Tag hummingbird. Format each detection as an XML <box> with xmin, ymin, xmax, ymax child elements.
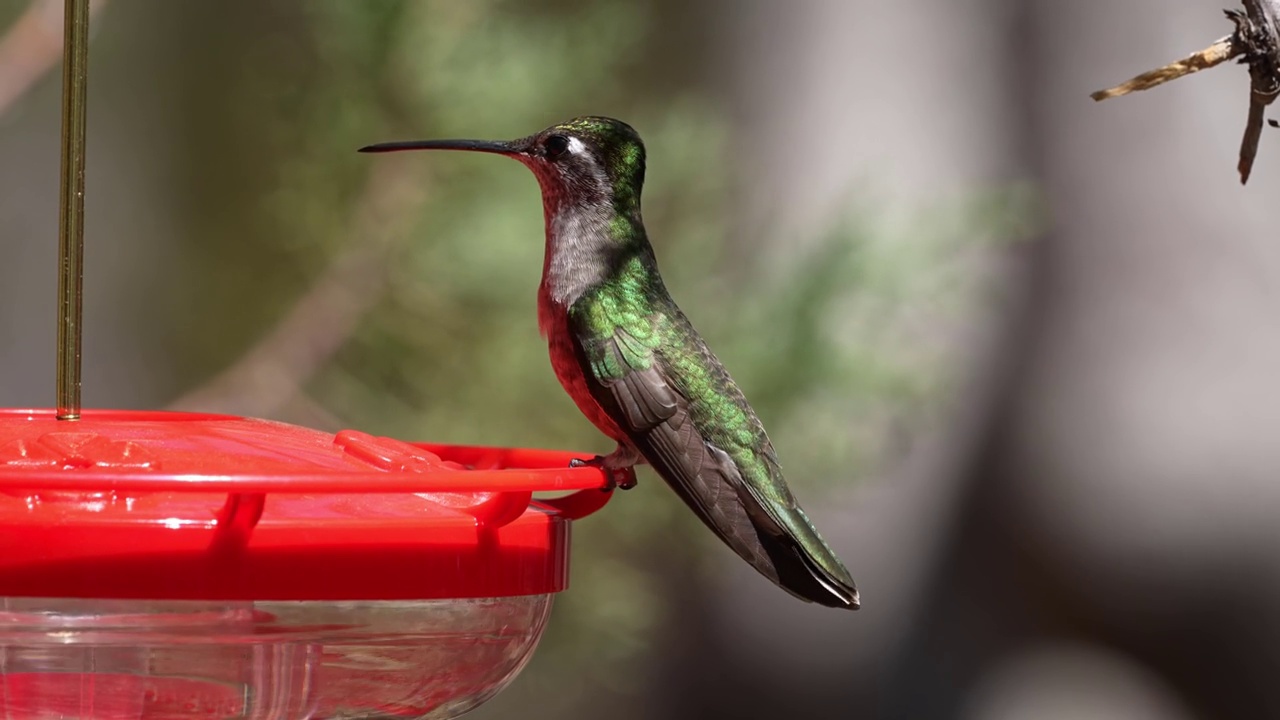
<box><xmin>360</xmin><ymin>117</ymin><xmax>858</xmax><ymax>610</ymax></box>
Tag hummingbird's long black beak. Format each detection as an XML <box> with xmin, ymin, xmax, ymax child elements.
<box><xmin>357</xmin><ymin>139</ymin><xmax>518</xmax><ymax>155</ymax></box>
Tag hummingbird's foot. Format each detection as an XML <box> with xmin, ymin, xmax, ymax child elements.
<box><xmin>570</xmin><ymin>454</ymin><xmax>638</xmax><ymax>492</ymax></box>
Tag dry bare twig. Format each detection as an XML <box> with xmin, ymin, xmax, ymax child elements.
<box><xmin>1090</xmin><ymin>34</ymin><xmax>1240</xmax><ymax>102</ymax></box>
<box><xmin>1092</xmin><ymin>1</ymin><xmax>1280</xmax><ymax>184</ymax></box>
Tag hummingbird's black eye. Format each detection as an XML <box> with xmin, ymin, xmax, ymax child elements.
<box><xmin>543</xmin><ymin>134</ymin><xmax>570</xmax><ymax>159</ymax></box>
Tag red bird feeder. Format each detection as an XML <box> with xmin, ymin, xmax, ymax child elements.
<box><xmin>0</xmin><ymin>2</ymin><xmax>619</xmax><ymax>718</ymax></box>
<box><xmin>0</xmin><ymin>411</ymin><xmax>613</xmax><ymax>718</ymax></box>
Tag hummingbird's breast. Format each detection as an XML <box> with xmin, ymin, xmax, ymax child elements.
<box><xmin>537</xmin><ymin>284</ymin><xmax>629</xmax><ymax>444</ymax></box>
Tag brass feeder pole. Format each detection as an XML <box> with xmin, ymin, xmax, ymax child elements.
<box><xmin>56</xmin><ymin>0</ymin><xmax>90</xmax><ymax>420</ymax></box>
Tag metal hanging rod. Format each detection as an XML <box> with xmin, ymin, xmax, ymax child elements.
<box><xmin>56</xmin><ymin>0</ymin><xmax>90</xmax><ymax>420</ymax></box>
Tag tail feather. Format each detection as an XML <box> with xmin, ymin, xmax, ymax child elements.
<box><xmin>774</xmin><ymin>506</ymin><xmax>859</xmax><ymax>608</ymax></box>
<box><xmin>755</xmin><ymin>513</ymin><xmax>859</xmax><ymax>609</ymax></box>
<box><xmin>662</xmin><ymin>443</ymin><xmax>859</xmax><ymax>609</ymax></box>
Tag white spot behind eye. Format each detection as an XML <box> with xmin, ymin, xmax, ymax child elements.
<box><xmin>567</xmin><ymin>137</ymin><xmax>586</xmax><ymax>155</ymax></box>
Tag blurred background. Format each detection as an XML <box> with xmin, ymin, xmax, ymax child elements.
<box><xmin>1</xmin><ymin>0</ymin><xmax>1278</xmax><ymax>718</ymax></box>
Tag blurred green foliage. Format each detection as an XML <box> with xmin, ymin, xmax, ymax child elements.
<box><xmin>0</xmin><ymin>0</ymin><xmax>1031</xmax><ymax>716</ymax></box>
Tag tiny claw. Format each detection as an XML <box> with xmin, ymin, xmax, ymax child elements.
<box><xmin>614</xmin><ymin>468</ymin><xmax>638</xmax><ymax>490</ymax></box>
<box><xmin>568</xmin><ymin>455</ymin><xmax>607</xmax><ymax>492</ymax></box>
<box><xmin>570</xmin><ymin>455</ymin><xmax>636</xmax><ymax>492</ymax></box>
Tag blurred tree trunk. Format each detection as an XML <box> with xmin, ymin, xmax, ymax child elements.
<box><xmin>889</xmin><ymin>1</ymin><xmax>1280</xmax><ymax>719</ymax></box>
<box><xmin>650</xmin><ymin>0</ymin><xmax>1280</xmax><ymax>719</ymax></box>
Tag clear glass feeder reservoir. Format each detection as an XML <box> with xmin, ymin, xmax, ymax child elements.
<box><xmin>0</xmin><ymin>409</ymin><xmax>612</xmax><ymax>719</ymax></box>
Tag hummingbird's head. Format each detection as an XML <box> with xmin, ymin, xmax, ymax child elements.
<box><xmin>359</xmin><ymin>116</ymin><xmax>646</xmax><ymax>216</ymax></box>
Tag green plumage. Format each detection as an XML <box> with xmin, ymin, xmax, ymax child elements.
<box><xmin>569</xmin><ymin>249</ymin><xmax>857</xmax><ymax>608</ymax></box>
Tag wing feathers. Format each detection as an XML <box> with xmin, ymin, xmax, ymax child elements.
<box><xmin>594</xmin><ymin>333</ymin><xmax>679</xmax><ymax>430</ymax></box>
<box><xmin>569</xmin><ymin>310</ymin><xmax>857</xmax><ymax>608</ymax></box>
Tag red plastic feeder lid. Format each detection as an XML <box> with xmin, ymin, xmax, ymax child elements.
<box><xmin>0</xmin><ymin>409</ymin><xmax>616</xmax><ymax>601</ymax></box>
